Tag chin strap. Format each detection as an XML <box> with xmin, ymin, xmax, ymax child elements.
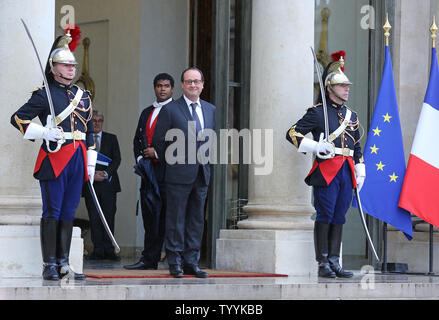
<box><xmin>51</xmin><ymin>68</ymin><xmax>73</xmax><ymax>81</ymax></box>
<box><xmin>49</xmin><ymin>59</ymin><xmax>74</xmax><ymax>82</ymax></box>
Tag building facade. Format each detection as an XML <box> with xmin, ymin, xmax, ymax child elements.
<box><xmin>1</xmin><ymin>0</ymin><xmax>438</xmax><ymax>277</ymax></box>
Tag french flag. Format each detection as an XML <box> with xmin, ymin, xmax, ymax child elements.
<box><xmin>399</xmin><ymin>47</ymin><xmax>439</xmax><ymax>228</ymax></box>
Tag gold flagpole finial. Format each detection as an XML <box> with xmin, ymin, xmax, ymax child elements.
<box><xmin>383</xmin><ymin>13</ymin><xmax>391</xmax><ymax>47</ymax></box>
<box><xmin>430</xmin><ymin>16</ymin><xmax>438</xmax><ymax>48</ymax></box>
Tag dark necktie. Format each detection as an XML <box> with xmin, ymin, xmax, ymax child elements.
<box><xmin>190</xmin><ymin>103</ymin><xmax>202</xmax><ymax>135</ymax></box>
<box><xmin>94</xmin><ymin>134</ymin><xmax>100</xmax><ymax>152</ymax></box>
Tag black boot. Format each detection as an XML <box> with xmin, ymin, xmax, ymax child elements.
<box><xmin>328</xmin><ymin>224</ymin><xmax>353</xmax><ymax>278</ymax></box>
<box><xmin>56</xmin><ymin>220</ymin><xmax>86</xmax><ymax>280</ymax></box>
<box><xmin>314</xmin><ymin>221</ymin><xmax>336</xmax><ymax>278</ymax></box>
<box><xmin>40</xmin><ymin>218</ymin><xmax>60</xmax><ymax>281</ymax></box>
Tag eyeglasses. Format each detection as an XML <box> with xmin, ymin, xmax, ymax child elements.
<box><xmin>92</xmin><ymin>119</ymin><xmax>104</xmax><ymax>123</ymax></box>
<box><xmin>183</xmin><ymin>79</ymin><xmax>203</xmax><ymax>85</ymax></box>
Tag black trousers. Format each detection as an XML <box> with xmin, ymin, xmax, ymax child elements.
<box><xmin>84</xmin><ymin>181</ymin><xmax>117</xmax><ymax>255</ymax></box>
<box><xmin>165</xmin><ymin>168</ymin><xmax>208</xmax><ymax>267</ymax></box>
<box><xmin>141</xmin><ymin>182</ymin><xmax>166</xmax><ymax>268</ymax></box>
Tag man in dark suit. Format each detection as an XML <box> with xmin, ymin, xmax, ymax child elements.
<box><xmin>153</xmin><ymin>67</ymin><xmax>216</xmax><ymax>278</ymax></box>
<box><xmin>124</xmin><ymin>73</ymin><xmax>174</xmax><ymax>270</ymax></box>
<box><xmin>84</xmin><ymin>110</ymin><xmax>121</xmax><ymax>260</ymax></box>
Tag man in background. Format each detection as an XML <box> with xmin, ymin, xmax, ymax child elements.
<box><xmin>85</xmin><ymin>110</ymin><xmax>121</xmax><ymax>261</ymax></box>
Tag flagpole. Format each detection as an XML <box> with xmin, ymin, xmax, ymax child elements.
<box><xmin>380</xmin><ymin>15</ymin><xmax>391</xmax><ymax>274</ymax></box>
<box><xmin>382</xmin><ymin>223</ymin><xmax>388</xmax><ymax>273</ymax></box>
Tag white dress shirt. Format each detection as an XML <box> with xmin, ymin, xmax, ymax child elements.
<box><xmin>183</xmin><ymin>95</ymin><xmax>204</xmax><ymax>130</ymax></box>
<box><xmin>150</xmin><ymin>97</ymin><xmax>172</xmax><ymax>128</ymax></box>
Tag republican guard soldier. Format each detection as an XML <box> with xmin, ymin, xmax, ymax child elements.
<box><xmin>11</xmin><ymin>26</ymin><xmax>96</xmax><ymax>280</ymax></box>
<box><xmin>286</xmin><ymin>52</ymin><xmax>366</xmax><ymax>278</ymax></box>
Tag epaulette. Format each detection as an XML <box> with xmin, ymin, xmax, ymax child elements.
<box><xmin>307</xmin><ymin>103</ymin><xmax>322</xmax><ymax>111</ymax></box>
<box><xmin>31</xmin><ymin>85</ymin><xmax>45</xmax><ymax>93</ymax></box>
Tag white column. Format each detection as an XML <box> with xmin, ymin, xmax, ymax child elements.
<box><xmin>0</xmin><ymin>0</ymin><xmax>82</xmax><ymax>277</ymax></box>
<box><xmin>216</xmin><ymin>0</ymin><xmax>316</xmax><ymax>275</ymax></box>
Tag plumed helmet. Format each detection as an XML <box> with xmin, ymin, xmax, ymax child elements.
<box><xmin>323</xmin><ymin>50</ymin><xmax>352</xmax><ymax>87</ymax></box>
<box><xmin>45</xmin><ymin>25</ymin><xmax>81</xmax><ymax>79</ymax></box>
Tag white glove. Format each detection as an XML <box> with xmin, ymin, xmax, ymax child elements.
<box><xmin>87</xmin><ymin>150</ymin><xmax>97</xmax><ymax>184</ymax></box>
<box><xmin>355</xmin><ymin>163</ymin><xmax>366</xmax><ymax>192</ymax></box>
<box><xmin>297</xmin><ymin>133</ymin><xmax>335</xmax><ymax>159</ymax></box>
<box><xmin>23</xmin><ymin>122</ymin><xmax>63</xmax><ymax>142</ymax></box>
<box><xmin>315</xmin><ymin>133</ymin><xmax>335</xmax><ymax>159</ymax></box>
<box><xmin>43</xmin><ymin>127</ymin><xmax>63</xmax><ymax>142</ymax></box>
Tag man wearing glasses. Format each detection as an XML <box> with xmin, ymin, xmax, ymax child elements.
<box><xmin>153</xmin><ymin>67</ymin><xmax>216</xmax><ymax>278</ymax></box>
<box><xmin>84</xmin><ymin>110</ymin><xmax>121</xmax><ymax>261</ymax></box>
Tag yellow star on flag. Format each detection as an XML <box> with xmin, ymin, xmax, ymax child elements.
<box><xmin>373</xmin><ymin>126</ymin><xmax>382</xmax><ymax>136</ymax></box>
<box><xmin>370</xmin><ymin>144</ymin><xmax>379</xmax><ymax>154</ymax></box>
<box><xmin>376</xmin><ymin>161</ymin><xmax>385</xmax><ymax>171</ymax></box>
<box><xmin>389</xmin><ymin>172</ymin><xmax>398</xmax><ymax>182</ymax></box>
<box><xmin>383</xmin><ymin>113</ymin><xmax>392</xmax><ymax>123</ymax></box>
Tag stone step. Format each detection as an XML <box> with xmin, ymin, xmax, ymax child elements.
<box><xmin>1</xmin><ymin>272</ymin><xmax>439</xmax><ymax>300</ymax></box>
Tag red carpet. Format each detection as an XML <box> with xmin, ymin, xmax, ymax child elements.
<box><xmin>84</xmin><ymin>269</ymin><xmax>288</xmax><ymax>279</ymax></box>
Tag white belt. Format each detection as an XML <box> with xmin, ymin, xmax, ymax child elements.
<box><xmin>63</xmin><ymin>130</ymin><xmax>86</xmax><ymax>140</ymax></box>
<box><xmin>334</xmin><ymin>147</ymin><xmax>354</xmax><ymax>157</ymax></box>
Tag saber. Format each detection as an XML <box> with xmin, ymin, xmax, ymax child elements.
<box><xmin>355</xmin><ymin>188</ymin><xmax>380</xmax><ymax>261</ymax></box>
<box><xmin>87</xmin><ymin>181</ymin><xmax>120</xmax><ymax>253</ymax></box>
<box><xmin>20</xmin><ymin>19</ymin><xmax>64</xmax><ymax>153</ymax></box>
<box><xmin>311</xmin><ymin>47</ymin><xmax>330</xmax><ymax>141</ymax></box>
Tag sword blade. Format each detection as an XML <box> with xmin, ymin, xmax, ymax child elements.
<box><xmin>20</xmin><ymin>19</ymin><xmax>56</xmax><ymax>128</ymax></box>
<box><xmin>310</xmin><ymin>47</ymin><xmax>329</xmax><ymax>141</ymax></box>
<box><xmin>87</xmin><ymin>181</ymin><xmax>120</xmax><ymax>253</ymax></box>
<box><xmin>355</xmin><ymin>188</ymin><xmax>380</xmax><ymax>261</ymax></box>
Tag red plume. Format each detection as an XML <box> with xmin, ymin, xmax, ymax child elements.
<box><xmin>330</xmin><ymin>50</ymin><xmax>346</xmax><ymax>71</ymax></box>
<box><xmin>64</xmin><ymin>24</ymin><xmax>81</xmax><ymax>52</ymax></box>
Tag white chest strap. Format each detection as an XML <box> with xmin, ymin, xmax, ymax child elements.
<box><xmin>54</xmin><ymin>87</ymin><xmax>84</xmax><ymax>125</ymax></box>
<box><xmin>328</xmin><ymin>109</ymin><xmax>352</xmax><ymax>142</ymax></box>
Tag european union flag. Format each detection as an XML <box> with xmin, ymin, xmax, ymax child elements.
<box><xmin>353</xmin><ymin>46</ymin><xmax>413</xmax><ymax>240</ymax></box>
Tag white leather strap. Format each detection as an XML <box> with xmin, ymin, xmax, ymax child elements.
<box><xmin>55</xmin><ymin>87</ymin><xmax>84</xmax><ymax>124</ymax></box>
<box><xmin>329</xmin><ymin>109</ymin><xmax>352</xmax><ymax>142</ymax></box>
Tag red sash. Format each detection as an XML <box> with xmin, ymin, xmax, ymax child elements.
<box><xmin>307</xmin><ymin>155</ymin><xmax>357</xmax><ymax>188</ymax></box>
<box><xmin>34</xmin><ymin>141</ymin><xmax>88</xmax><ymax>181</ymax></box>
<box><xmin>145</xmin><ymin>109</ymin><xmax>159</xmax><ymax>162</ymax></box>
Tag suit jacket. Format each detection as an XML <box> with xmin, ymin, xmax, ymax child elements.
<box><xmin>95</xmin><ymin>131</ymin><xmax>121</xmax><ymax>193</ymax></box>
<box><xmin>133</xmin><ymin>104</ymin><xmax>169</xmax><ymax>183</ymax></box>
<box><xmin>153</xmin><ymin>96</ymin><xmax>216</xmax><ymax>185</ymax></box>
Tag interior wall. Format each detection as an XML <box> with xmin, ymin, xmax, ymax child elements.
<box><xmin>54</xmin><ymin>0</ymin><xmax>190</xmax><ymax>253</ymax></box>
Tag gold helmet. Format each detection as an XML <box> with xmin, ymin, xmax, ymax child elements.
<box><xmin>324</xmin><ymin>56</ymin><xmax>352</xmax><ymax>87</ymax></box>
<box><xmin>49</xmin><ymin>32</ymin><xmax>78</xmax><ymax>67</ymax></box>
<box><xmin>319</xmin><ymin>51</ymin><xmax>352</xmax><ymax>103</ymax></box>
<box><xmin>46</xmin><ymin>25</ymin><xmax>81</xmax><ymax>79</ymax></box>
